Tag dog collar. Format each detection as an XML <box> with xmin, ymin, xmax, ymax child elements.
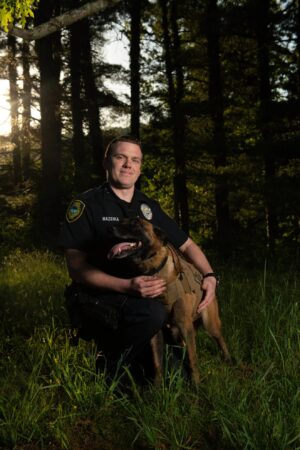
<box><xmin>144</xmin><ymin>255</ymin><xmax>168</xmax><ymax>276</ymax></box>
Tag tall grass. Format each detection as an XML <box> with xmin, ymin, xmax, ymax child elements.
<box><xmin>0</xmin><ymin>251</ymin><xmax>299</xmax><ymax>449</ymax></box>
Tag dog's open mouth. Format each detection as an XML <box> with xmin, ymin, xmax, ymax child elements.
<box><xmin>107</xmin><ymin>241</ymin><xmax>142</xmax><ymax>260</ymax></box>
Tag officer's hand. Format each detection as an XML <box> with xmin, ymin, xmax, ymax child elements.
<box><xmin>197</xmin><ymin>276</ymin><xmax>216</xmax><ymax>312</ymax></box>
<box><xmin>128</xmin><ymin>275</ymin><xmax>166</xmax><ymax>298</ymax></box>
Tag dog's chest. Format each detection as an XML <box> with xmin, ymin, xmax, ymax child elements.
<box><xmin>160</xmin><ymin>256</ymin><xmax>203</xmax><ymax>308</ymax></box>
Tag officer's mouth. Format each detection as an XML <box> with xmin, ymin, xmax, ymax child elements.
<box><xmin>107</xmin><ymin>241</ymin><xmax>142</xmax><ymax>260</ymax></box>
<box><xmin>120</xmin><ymin>168</ymin><xmax>135</xmax><ymax>174</ymax></box>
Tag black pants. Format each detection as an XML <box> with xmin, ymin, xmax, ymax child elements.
<box><xmin>65</xmin><ymin>284</ymin><xmax>167</xmax><ymax>378</ymax></box>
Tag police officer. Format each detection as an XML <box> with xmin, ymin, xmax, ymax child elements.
<box><xmin>59</xmin><ymin>135</ymin><xmax>218</xmax><ymax>379</ymax></box>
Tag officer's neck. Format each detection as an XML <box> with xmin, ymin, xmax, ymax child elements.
<box><xmin>109</xmin><ymin>183</ymin><xmax>135</xmax><ymax>203</ymax></box>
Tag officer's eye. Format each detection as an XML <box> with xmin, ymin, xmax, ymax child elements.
<box><xmin>114</xmin><ymin>154</ymin><xmax>125</xmax><ymax>160</ymax></box>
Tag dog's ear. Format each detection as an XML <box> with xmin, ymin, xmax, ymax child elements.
<box><xmin>153</xmin><ymin>225</ymin><xmax>168</xmax><ymax>245</ymax></box>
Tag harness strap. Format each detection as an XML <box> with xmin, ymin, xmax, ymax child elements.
<box><xmin>145</xmin><ymin>244</ymin><xmax>203</xmax><ymax>306</ymax></box>
<box><xmin>167</xmin><ymin>244</ymin><xmax>194</xmax><ymax>294</ymax></box>
<box><xmin>167</xmin><ymin>244</ymin><xmax>183</xmax><ymax>274</ymax></box>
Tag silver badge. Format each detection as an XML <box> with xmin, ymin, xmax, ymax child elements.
<box><xmin>140</xmin><ymin>203</ymin><xmax>153</xmax><ymax>220</ymax></box>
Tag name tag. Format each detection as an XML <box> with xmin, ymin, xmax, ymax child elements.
<box><xmin>101</xmin><ymin>217</ymin><xmax>120</xmax><ymax>222</ymax></box>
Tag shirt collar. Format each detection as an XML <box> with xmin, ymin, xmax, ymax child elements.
<box><xmin>102</xmin><ymin>182</ymin><xmax>137</xmax><ymax>206</ymax></box>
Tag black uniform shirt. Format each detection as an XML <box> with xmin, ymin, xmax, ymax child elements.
<box><xmin>58</xmin><ymin>183</ymin><xmax>188</xmax><ymax>277</ymax></box>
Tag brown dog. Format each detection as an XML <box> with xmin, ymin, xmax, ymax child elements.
<box><xmin>108</xmin><ymin>217</ymin><xmax>231</xmax><ymax>384</ymax></box>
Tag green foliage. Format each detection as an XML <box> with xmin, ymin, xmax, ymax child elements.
<box><xmin>0</xmin><ymin>191</ymin><xmax>36</xmax><ymax>255</ymax></box>
<box><xmin>0</xmin><ymin>0</ymin><xmax>39</xmax><ymax>30</ymax></box>
<box><xmin>0</xmin><ymin>250</ymin><xmax>299</xmax><ymax>449</ymax></box>
<box><xmin>0</xmin><ymin>250</ymin><xmax>69</xmax><ymax>337</ymax></box>
<box><xmin>141</xmin><ymin>150</ymin><xmax>176</xmax><ymax>218</ymax></box>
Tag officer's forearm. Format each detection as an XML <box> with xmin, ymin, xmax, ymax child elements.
<box><xmin>65</xmin><ymin>248</ymin><xmax>130</xmax><ymax>293</ymax></box>
<box><xmin>179</xmin><ymin>238</ymin><xmax>213</xmax><ymax>276</ymax></box>
<box><xmin>71</xmin><ymin>266</ymin><xmax>130</xmax><ymax>293</ymax></box>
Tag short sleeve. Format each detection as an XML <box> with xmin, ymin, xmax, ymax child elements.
<box><xmin>151</xmin><ymin>201</ymin><xmax>188</xmax><ymax>248</ymax></box>
<box><xmin>58</xmin><ymin>198</ymin><xmax>95</xmax><ymax>251</ymax></box>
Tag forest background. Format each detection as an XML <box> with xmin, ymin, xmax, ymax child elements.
<box><xmin>0</xmin><ymin>1</ymin><xmax>299</xmax><ymax>449</ymax></box>
<box><xmin>0</xmin><ymin>0</ymin><xmax>299</xmax><ymax>265</ymax></box>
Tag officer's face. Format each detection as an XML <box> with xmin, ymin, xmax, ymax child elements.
<box><xmin>104</xmin><ymin>141</ymin><xmax>142</xmax><ymax>189</ymax></box>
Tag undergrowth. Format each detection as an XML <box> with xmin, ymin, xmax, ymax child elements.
<box><xmin>0</xmin><ymin>250</ymin><xmax>299</xmax><ymax>449</ymax></box>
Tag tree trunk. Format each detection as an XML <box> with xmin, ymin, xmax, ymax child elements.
<box><xmin>35</xmin><ymin>0</ymin><xmax>62</xmax><ymax>244</ymax></box>
<box><xmin>130</xmin><ymin>0</ymin><xmax>141</xmax><ymax>139</ymax></box>
<box><xmin>70</xmin><ymin>16</ymin><xmax>86</xmax><ymax>189</ymax></box>
<box><xmin>256</xmin><ymin>0</ymin><xmax>278</xmax><ymax>253</ymax></box>
<box><xmin>21</xmin><ymin>39</ymin><xmax>31</xmax><ymax>180</ymax></box>
<box><xmin>297</xmin><ymin>0</ymin><xmax>300</xmax><ymax>98</ymax></box>
<box><xmin>8</xmin><ymin>34</ymin><xmax>22</xmax><ymax>185</ymax></box>
<box><xmin>80</xmin><ymin>18</ymin><xmax>105</xmax><ymax>182</ymax></box>
<box><xmin>160</xmin><ymin>0</ymin><xmax>189</xmax><ymax>233</ymax></box>
<box><xmin>206</xmin><ymin>0</ymin><xmax>231</xmax><ymax>257</ymax></box>
<box><xmin>170</xmin><ymin>0</ymin><xmax>189</xmax><ymax>233</ymax></box>
<box><xmin>295</xmin><ymin>0</ymin><xmax>300</xmax><ymax>242</ymax></box>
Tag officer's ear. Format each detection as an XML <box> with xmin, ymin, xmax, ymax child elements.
<box><xmin>103</xmin><ymin>157</ymin><xmax>109</xmax><ymax>171</ymax></box>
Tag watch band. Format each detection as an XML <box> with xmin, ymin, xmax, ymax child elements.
<box><xmin>203</xmin><ymin>272</ymin><xmax>220</xmax><ymax>286</ymax></box>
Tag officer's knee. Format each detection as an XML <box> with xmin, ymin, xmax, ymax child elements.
<box><xmin>147</xmin><ymin>300</ymin><xmax>167</xmax><ymax>333</ymax></box>
<box><xmin>122</xmin><ymin>297</ymin><xmax>167</xmax><ymax>339</ymax></box>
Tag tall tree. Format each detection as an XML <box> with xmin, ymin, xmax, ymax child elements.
<box><xmin>130</xmin><ymin>0</ymin><xmax>141</xmax><ymax>139</ymax></box>
<box><xmin>80</xmin><ymin>18</ymin><xmax>105</xmax><ymax>182</ymax></box>
<box><xmin>35</xmin><ymin>0</ymin><xmax>62</xmax><ymax>243</ymax></box>
<box><xmin>256</xmin><ymin>0</ymin><xmax>278</xmax><ymax>253</ymax></box>
<box><xmin>206</xmin><ymin>0</ymin><xmax>231</xmax><ymax>256</ymax></box>
<box><xmin>160</xmin><ymin>0</ymin><xmax>189</xmax><ymax>232</ymax></box>
<box><xmin>7</xmin><ymin>34</ymin><xmax>22</xmax><ymax>184</ymax></box>
<box><xmin>21</xmin><ymin>39</ymin><xmax>31</xmax><ymax>180</ymax></box>
<box><xmin>70</xmin><ymin>15</ymin><xmax>86</xmax><ymax>188</ymax></box>
<box><xmin>297</xmin><ymin>0</ymin><xmax>300</xmax><ymax>97</ymax></box>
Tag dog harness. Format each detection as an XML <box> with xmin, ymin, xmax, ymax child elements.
<box><xmin>157</xmin><ymin>244</ymin><xmax>204</xmax><ymax>306</ymax></box>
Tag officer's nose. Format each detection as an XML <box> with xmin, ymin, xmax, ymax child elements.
<box><xmin>123</xmin><ymin>157</ymin><xmax>131</xmax><ymax>167</ymax></box>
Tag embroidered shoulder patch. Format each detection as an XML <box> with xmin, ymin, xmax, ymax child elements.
<box><xmin>66</xmin><ymin>200</ymin><xmax>85</xmax><ymax>223</ymax></box>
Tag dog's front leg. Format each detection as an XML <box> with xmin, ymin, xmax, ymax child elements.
<box><xmin>150</xmin><ymin>330</ymin><xmax>165</xmax><ymax>385</ymax></box>
<box><xmin>181</xmin><ymin>325</ymin><xmax>200</xmax><ymax>385</ymax></box>
<box><xmin>174</xmin><ymin>296</ymin><xmax>200</xmax><ymax>385</ymax></box>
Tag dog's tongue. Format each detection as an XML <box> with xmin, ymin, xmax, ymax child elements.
<box><xmin>108</xmin><ymin>242</ymin><xmax>140</xmax><ymax>260</ymax></box>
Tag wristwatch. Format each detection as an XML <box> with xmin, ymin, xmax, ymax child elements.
<box><xmin>203</xmin><ymin>272</ymin><xmax>220</xmax><ymax>286</ymax></box>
